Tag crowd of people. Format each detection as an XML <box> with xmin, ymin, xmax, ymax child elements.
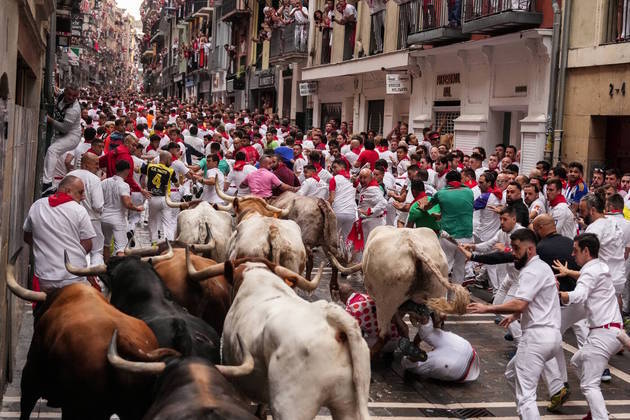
<box><xmin>29</xmin><ymin>82</ymin><xmax>630</xmax><ymax>419</ymax></box>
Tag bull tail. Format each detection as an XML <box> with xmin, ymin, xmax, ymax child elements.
<box><xmin>316</xmin><ymin>199</ymin><xmax>340</xmax><ymax>257</ymax></box>
<box><xmin>407</xmin><ymin>238</ymin><xmax>469</xmax><ymax>315</ymax></box>
<box><xmin>268</xmin><ymin>224</ymin><xmax>291</xmax><ymax>266</ymax></box>
<box><xmin>325</xmin><ymin>304</ymin><xmax>371</xmax><ymax>420</ymax></box>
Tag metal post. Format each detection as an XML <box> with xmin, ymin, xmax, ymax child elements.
<box><xmin>544</xmin><ymin>0</ymin><xmax>561</xmax><ymax>163</ymax></box>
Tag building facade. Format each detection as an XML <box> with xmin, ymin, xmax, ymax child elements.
<box><xmin>560</xmin><ymin>0</ymin><xmax>630</xmax><ymax>174</ymax></box>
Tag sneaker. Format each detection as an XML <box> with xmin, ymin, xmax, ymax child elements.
<box><xmin>504</xmin><ymin>332</ymin><xmax>514</xmax><ymax>341</ymax></box>
<box><xmin>126</xmin><ymin>231</ymin><xmax>135</xmax><ymax>248</ymax></box>
<box><xmin>461</xmin><ymin>278</ymin><xmax>476</xmax><ymax>287</ymax></box>
<box><xmin>494</xmin><ymin>316</ymin><xmax>502</xmax><ymax>325</ymax></box>
<box><xmin>601</xmin><ymin>368</ymin><xmax>612</xmax><ymax>382</ymax></box>
<box><xmin>397</xmin><ymin>337</ymin><xmax>427</xmax><ymax>362</ymax></box>
<box><xmin>547</xmin><ymin>385</ymin><xmax>570</xmax><ymax>412</ymax></box>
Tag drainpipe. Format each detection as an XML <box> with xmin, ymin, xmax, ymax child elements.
<box><xmin>544</xmin><ymin>0</ymin><xmax>562</xmax><ymax>163</ymax></box>
<box><xmin>552</xmin><ymin>0</ymin><xmax>571</xmax><ymax>164</ymax></box>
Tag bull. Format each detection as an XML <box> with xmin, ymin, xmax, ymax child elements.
<box><xmin>190</xmin><ymin>258</ymin><xmax>370</xmax><ymax>419</ymax></box>
<box><xmin>107</xmin><ymin>330</ymin><xmax>258</xmax><ymax>420</ymax></box>
<box><xmin>165</xmin><ymin>197</ymin><xmax>233</xmax><ymax>262</ymax></box>
<box><xmin>6</xmin><ymin>248</ymin><xmax>176</xmax><ymax>420</ymax></box>
<box><xmin>65</xmin><ymin>241</ymin><xmax>221</xmax><ymax>363</ymax></box>
<box><xmin>329</xmin><ymin>226</ymin><xmax>470</xmax><ymax>352</ymax></box>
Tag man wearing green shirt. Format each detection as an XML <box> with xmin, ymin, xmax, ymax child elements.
<box><xmin>406</xmin><ymin>179</ymin><xmax>440</xmax><ymax>232</ymax></box>
<box><xmin>424</xmin><ymin>170</ymin><xmax>474</xmax><ymax>284</ymax></box>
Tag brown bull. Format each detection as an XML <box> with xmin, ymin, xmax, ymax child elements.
<box><xmin>6</xmin><ymin>249</ymin><xmax>175</xmax><ymax>420</ymax></box>
<box><xmin>151</xmin><ymin>248</ymin><xmax>231</xmax><ymax>334</ymax></box>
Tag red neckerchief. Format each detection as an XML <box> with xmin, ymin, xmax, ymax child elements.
<box><xmin>488</xmin><ymin>186</ymin><xmax>502</xmax><ymax>199</ymax></box>
<box><xmin>561</xmin><ymin>180</ymin><xmax>567</xmax><ymax>190</ymax></box>
<box><xmin>146</xmin><ymin>144</ymin><xmax>158</xmax><ymax>152</ymax></box>
<box><xmin>438</xmin><ymin>167</ymin><xmax>449</xmax><ymax>178</ymax></box>
<box><xmin>351</xmin><ymin>147</ymin><xmax>362</xmax><ymax>155</ymax></box>
<box><xmin>411</xmin><ymin>191</ymin><xmax>427</xmax><ymax>206</ymax></box>
<box><xmin>295</xmin><ymin>153</ymin><xmax>304</xmax><ymax>160</ymax></box>
<box><xmin>171</xmin><ymin>153</ymin><xmax>179</xmax><ymax>161</ymax></box>
<box><xmin>465</xmin><ymin>179</ymin><xmax>477</xmax><ymax>188</ymax></box>
<box><xmin>221</xmin><ymin>132</ymin><xmax>229</xmax><ymax>139</ymax></box>
<box><xmin>457</xmin><ymin>163</ymin><xmax>464</xmax><ymax>169</ymax></box>
<box><xmin>549</xmin><ymin>194</ymin><xmax>567</xmax><ymax>207</ymax></box>
<box><xmin>310</xmin><ymin>174</ymin><xmax>320</xmax><ymax>182</ymax></box>
<box><xmin>313</xmin><ymin>162</ymin><xmax>322</xmax><ymax>172</ymax></box>
<box><xmin>337</xmin><ymin>170</ymin><xmax>350</xmax><ymax>179</ymax></box>
<box><xmin>233</xmin><ymin>160</ymin><xmax>246</xmax><ymax>171</ymax></box>
<box><xmin>134</xmin><ymin>129</ymin><xmax>143</xmax><ymax>138</ymax></box>
<box><xmin>447</xmin><ymin>181</ymin><xmax>462</xmax><ymax>189</ymax></box>
<box><xmin>608</xmin><ymin>209</ymin><xmax>623</xmax><ymax>214</ymax></box>
<box><xmin>376</xmin><ymin>145</ymin><xmax>388</xmax><ymax>153</ymax></box>
<box><xmin>568</xmin><ymin>177</ymin><xmax>584</xmax><ymax>188</ymax></box>
<box><xmin>367</xmin><ymin>179</ymin><xmax>379</xmax><ymax>188</ymax></box>
<box><xmin>48</xmin><ymin>192</ymin><xmax>75</xmax><ymax>207</ymax></box>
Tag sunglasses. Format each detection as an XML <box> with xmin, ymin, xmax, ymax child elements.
<box><xmin>593</xmin><ymin>168</ymin><xmax>604</xmax><ymax>174</ymax></box>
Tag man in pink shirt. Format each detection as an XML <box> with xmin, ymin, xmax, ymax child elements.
<box><xmin>241</xmin><ymin>155</ymin><xmax>298</xmax><ymax>198</ymax></box>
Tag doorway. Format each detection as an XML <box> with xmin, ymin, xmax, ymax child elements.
<box><xmin>367</xmin><ymin>99</ymin><xmax>385</xmax><ymax>135</ymax></box>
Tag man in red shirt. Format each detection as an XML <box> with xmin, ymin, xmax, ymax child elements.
<box><xmin>354</xmin><ymin>139</ymin><xmax>379</xmax><ymax>170</ymax></box>
<box><xmin>99</xmin><ymin>134</ymin><xmax>151</xmax><ymax>199</ymax></box>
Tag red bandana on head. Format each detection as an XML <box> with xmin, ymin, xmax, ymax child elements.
<box><xmin>48</xmin><ymin>192</ymin><xmax>74</xmax><ymax>207</ymax></box>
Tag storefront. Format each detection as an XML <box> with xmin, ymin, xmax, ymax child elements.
<box><xmin>249</xmin><ymin>69</ymin><xmax>276</xmax><ymax>113</ymax></box>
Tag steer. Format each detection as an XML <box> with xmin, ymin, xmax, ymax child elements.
<box><xmin>165</xmin><ymin>197</ymin><xmax>233</xmax><ymax>262</ymax></box>
<box><xmin>191</xmin><ymin>259</ymin><xmax>371</xmax><ymax>419</ymax></box>
<box><xmin>329</xmin><ymin>226</ymin><xmax>470</xmax><ymax>353</ymax></box>
<box><xmin>107</xmin><ymin>330</ymin><xmax>258</xmax><ymax>420</ymax></box>
<box><xmin>65</xmin><ymin>242</ymin><xmax>221</xmax><ymax>363</ymax></box>
<box><xmin>6</xmin><ymin>249</ymin><xmax>175</xmax><ymax>420</ymax></box>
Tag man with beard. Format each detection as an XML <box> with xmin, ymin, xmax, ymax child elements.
<box><xmin>546</xmin><ymin>178</ymin><xmax>577</xmax><ymax>239</ymax></box>
<box><xmin>468</xmin><ymin>228</ymin><xmax>564</xmax><ymax>420</ymax></box>
<box><xmin>524</xmin><ymin>183</ymin><xmax>546</xmax><ymax>221</ymax></box>
<box><xmin>504</xmin><ymin>181</ymin><xmax>530</xmax><ymax>227</ymax></box>
<box><xmin>566</xmin><ymin>162</ymin><xmax>589</xmax><ymax>211</ymax></box>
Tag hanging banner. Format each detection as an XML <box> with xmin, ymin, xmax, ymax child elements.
<box><xmin>386</xmin><ymin>73</ymin><xmax>410</xmax><ymax>95</ymax></box>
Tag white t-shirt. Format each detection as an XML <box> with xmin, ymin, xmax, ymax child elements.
<box><xmin>201</xmin><ymin>167</ymin><xmax>225</xmax><ymax>204</ymax></box>
<box><xmin>226</xmin><ymin>164</ymin><xmax>257</xmax><ymax>196</ymax></box>
<box><xmin>73</xmin><ymin>141</ymin><xmax>92</xmax><ymax>169</ymax></box>
<box><xmin>53</xmin><ymin>151</ymin><xmax>74</xmax><ymax>183</ymax></box>
<box><xmin>23</xmin><ymin>198</ymin><xmax>95</xmax><ymax>281</ymax></box>
<box><xmin>549</xmin><ymin>202</ymin><xmax>577</xmax><ymax>239</ymax></box>
<box><xmin>67</xmin><ymin>169</ymin><xmax>104</xmax><ymax>221</ymax></box>
<box><xmin>329</xmin><ymin>174</ymin><xmax>357</xmax><ymax>215</ymax></box>
<box><xmin>297</xmin><ymin>177</ymin><xmax>329</xmax><ymax>199</ymax></box>
<box><xmin>184</xmin><ymin>135</ymin><xmax>205</xmax><ymax>162</ymax></box>
<box><xmin>585</xmin><ymin>217</ymin><xmax>626</xmax><ymax>288</ymax></box>
<box><xmin>343</xmin><ymin>3</ymin><xmax>358</xmax><ymax>20</ymax></box>
<box><xmin>101</xmin><ymin>175</ymin><xmax>131</xmax><ymax>223</ymax></box>
<box><xmin>513</xmin><ymin>255</ymin><xmax>561</xmax><ymax>331</ymax></box>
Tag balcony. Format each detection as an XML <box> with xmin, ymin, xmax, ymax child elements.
<box><xmin>407</xmin><ymin>0</ymin><xmax>470</xmax><ymax>46</ymax></box>
<box><xmin>221</xmin><ymin>0</ymin><xmax>249</xmax><ymax>22</ymax></box>
<box><xmin>269</xmin><ymin>22</ymin><xmax>308</xmax><ymax>64</ymax></box>
<box><xmin>185</xmin><ymin>0</ymin><xmax>213</xmax><ymax>20</ymax></box>
<box><xmin>604</xmin><ymin>0</ymin><xmax>630</xmax><ymax>44</ymax></box>
<box><xmin>462</xmin><ymin>0</ymin><xmax>542</xmax><ymax>34</ymax></box>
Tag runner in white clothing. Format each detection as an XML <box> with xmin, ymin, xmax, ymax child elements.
<box><xmin>556</xmin><ymin>233</ymin><xmax>623</xmax><ymax>420</ymax></box>
<box><xmin>547</xmin><ymin>178</ymin><xmax>578</xmax><ymax>240</ymax></box>
<box><xmin>469</xmin><ymin>228</ymin><xmax>564</xmax><ymax>420</ymax></box>
<box><xmin>297</xmin><ymin>165</ymin><xmax>329</xmax><ymax>199</ymax></box>
<box><xmin>225</xmin><ymin>152</ymin><xmax>257</xmax><ymax>196</ymax></box>
<box><xmin>197</xmin><ymin>154</ymin><xmax>225</xmax><ymax>204</ymax></box>
<box><xmin>328</xmin><ymin>160</ymin><xmax>357</xmax><ymax>242</ymax></box>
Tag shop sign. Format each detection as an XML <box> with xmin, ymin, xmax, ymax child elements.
<box><xmin>259</xmin><ymin>73</ymin><xmax>275</xmax><ymax>87</ymax></box>
<box><xmin>436</xmin><ymin>72</ymin><xmax>460</xmax><ymax>100</ymax></box>
<box><xmin>299</xmin><ymin>81</ymin><xmax>318</xmax><ymax>96</ymax></box>
<box><xmin>386</xmin><ymin>73</ymin><xmax>410</xmax><ymax>95</ymax></box>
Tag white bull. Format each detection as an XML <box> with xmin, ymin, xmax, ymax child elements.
<box><xmin>330</xmin><ymin>226</ymin><xmax>470</xmax><ymax>347</ymax></box>
<box><xmin>167</xmin><ymin>199</ymin><xmax>233</xmax><ymax>262</ymax></box>
<box><xmin>227</xmin><ymin>212</ymin><xmax>306</xmax><ymax>274</ymax></box>
<box><xmin>221</xmin><ymin>262</ymin><xmax>370</xmax><ymax>420</ymax></box>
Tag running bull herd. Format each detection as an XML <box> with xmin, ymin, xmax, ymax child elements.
<box><xmin>5</xmin><ymin>184</ymin><xmax>470</xmax><ymax>420</ymax></box>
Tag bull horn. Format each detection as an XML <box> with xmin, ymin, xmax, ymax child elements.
<box><xmin>186</xmin><ymin>245</ymin><xmax>225</xmax><ymax>281</ymax></box>
<box><xmin>190</xmin><ymin>223</ymin><xmax>216</xmax><ymax>254</ymax></box>
<box><xmin>215</xmin><ymin>334</ymin><xmax>255</xmax><ymax>378</ymax></box>
<box><xmin>215</xmin><ymin>175</ymin><xmax>235</xmax><ymax>202</ymax></box>
<box><xmin>327</xmin><ymin>253</ymin><xmax>362</xmax><ymax>275</ymax></box>
<box><xmin>263</xmin><ymin>201</ymin><xmax>290</xmax><ymax>218</ymax></box>
<box><xmin>274</xmin><ymin>262</ymin><xmax>324</xmax><ymax>292</ymax></box>
<box><xmin>108</xmin><ymin>330</ymin><xmax>166</xmax><ymax>375</ymax></box>
<box><xmin>141</xmin><ymin>240</ymin><xmax>174</xmax><ymax>264</ymax></box>
<box><xmin>6</xmin><ymin>247</ymin><xmax>47</xmax><ymax>302</ymax></box>
<box><xmin>64</xmin><ymin>250</ymin><xmax>107</xmax><ymax>276</ymax></box>
<box><xmin>214</xmin><ymin>202</ymin><xmax>233</xmax><ymax>212</ymax></box>
<box><xmin>124</xmin><ymin>239</ymin><xmax>161</xmax><ymax>257</ymax></box>
<box><xmin>165</xmin><ymin>194</ymin><xmax>186</xmax><ymax>208</ymax></box>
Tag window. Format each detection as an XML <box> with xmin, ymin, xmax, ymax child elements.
<box><xmin>367</xmin><ymin>100</ymin><xmax>385</xmax><ymax>135</ymax></box>
<box><xmin>604</xmin><ymin>0</ymin><xmax>630</xmax><ymax>43</ymax></box>
<box><xmin>321</xmin><ymin>103</ymin><xmax>342</xmax><ymax>130</ymax></box>
<box><xmin>433</xmin><ymin>110</ymin><xmax>460</xmax><ymax>134</ymax></box>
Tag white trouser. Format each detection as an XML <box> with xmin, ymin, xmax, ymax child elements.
<box><xmin>361</xmin><ymin>216</ymin><xmax>385</xmax><ymax>244</ymax></box>
<box><xmin>90</xmin><ymin>220</ymin><xmax>104</xmax><ymax>265</ymax></box>
<box><xmin>102</xmin><ymin>219</ymin><xmax>128</xmax><ymax>255</ymax></box>
<box><xmin>163</xmin><ymin>190</ymin><xmax>181</xmax><ymax>240</ymax></box>
<box><xmin>440</xmin><ymin>237</ymin><xmax>473</xmax><ymax>284</ymax></box>
<box><xmin>487</xmin><ymin>265</ymin><xmax>503</xmax><ymax>290</ymax></box>
<box><xmin>493</xmin><ymin>276</ymin><xmax>523</xmax><ymax>344</ymax></box>
<box><xmin>38</xmin><ymin>277</ymin><xmax>89</xmax><ymax>293</ymax></box>
<box><xmin>506</xmin><ymin>327</ymin><xmax>563</xmax><ymax>419</ymax></box>
<box><xmin>148</xmin><ymin>195</ymin><xmax>169</xmax><ymax>243</ymax></box>
<box><xmin>337</xmin><ymin>213</ymin><xmax>356</xmax><ymax>243</ymax></box>
<box><xmin>571</xmin><ymin>327</ymin><xmax>622</xmax><ymax>420</ymax></box>
<box><xmin>43</xmin><ymin>134</ymin><xmax>81</xmax><ymax>184</ymax></box>
<box><xmin>385</xmin><ymin>203</ymin><xmax>396</xmax><ymax>226</ymax></box>
<box><xmin>624</xmin><ymin>261</ymin><xmax>630</xmax><ymax>313</ymax></box>
<box><xmin>127</xmin><ymin>192</ymin><xmax>144</xmax><ymax>228</ymax></box>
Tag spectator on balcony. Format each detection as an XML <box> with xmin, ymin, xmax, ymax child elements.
<box><xmin>448</xmin><ymin>0</ymin><xmax>461</xmax><ymax>27</ymax></box>
<box><xmin>277</xmin><ymin>0</ymin><xmax>293</xmax><ymax>24</ymax></box>
<box><xmin>367</xmin><ymin>0</ymin><xmax>386</xmax><ymax>54</ymax></box>
<box><xmin>290</xmin><ymin>0</ymin><xmax>309</xmax><ymax>51</ymax></box>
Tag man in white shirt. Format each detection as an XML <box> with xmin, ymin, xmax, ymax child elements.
<box><xmin>557</xmin><ymin>233</ymin><xmax>623</xmax><ymax>420</ymax></box>
<box><xmin>546</xmin><ymin>178</ymin><xmax>577</xmax><ymax>240</ymax></box>
<box><xmin>23</xmin><ymin>175</ymin><xmax>96</xmax><ymax>293</ymax></box>
<box><xmin>328</xmin><ymin>160</ymin><xmax>357</xmax><ymax>242</ymax></box>
<box><xmin>67</xmin><ymin>153</ymin><xmax>105</xmax><ymax>265</ymax></box>
<box><xmin>468</xmin><ymin>228</ymin><xmax>564</xmax><ymax>420</ymax></box>
<box><xmin>297</xmin><ymin>164</ymin><xmax>329</xmax><ymax>199</ymax></box>
<box><xmin>524</xmin><ymin>183</ymin><xmax>546</xmax><ymax>221</ymax></box>
<box><xmin>184</xmin><ymin>125</ymin><xmax>205</xmax><ymax>164</ymax></box>
<box><xmin>606</xmin><ymin>194</ymin><xmax>630</xmax><ymax>317</ymax></box>
<box><xmin>196</xmin><ymin>154</ymin><xmax>225</xmax><ymax>204</ymax></box>
<box><xmin>225</xmin><ymin>152</ymin><xmax>257</xmax><ymax>196</ymax></box>
<box><xmin>356</xmin><ymin>168</ymin><xmax>387</xmax><ymax>245</ymax></box>
<box><xmin>101</xmin><ymin>160</ymin><xmax>144</xmax><ymax>259</ymax></box>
